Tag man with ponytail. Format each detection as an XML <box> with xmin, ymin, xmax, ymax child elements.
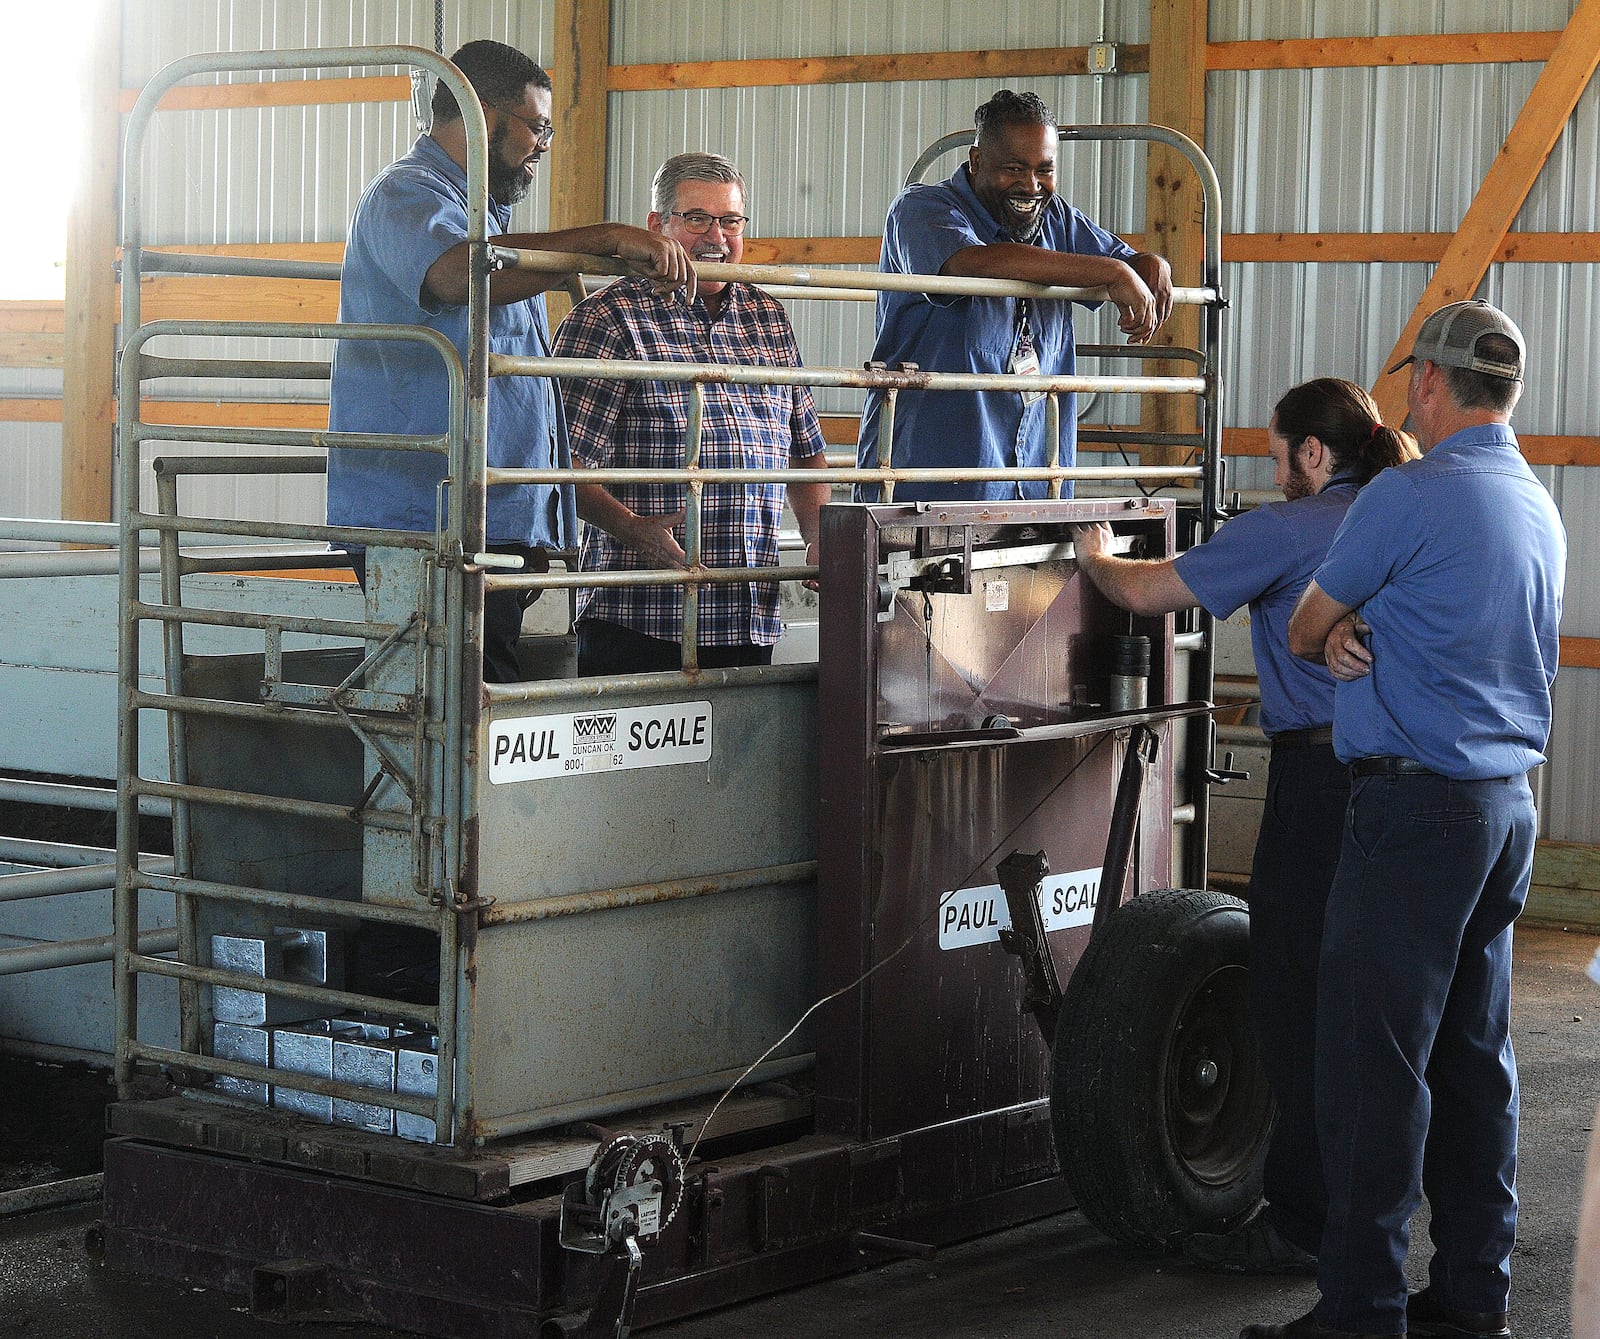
<box><xmin>1256</xmin><ymin>302</ymin><xmax>1565</xmax><ymax>1339</ymax></box>
<box><xmin>1072</xmin><ymin>378</ymin><xmax>1416</xmax><ymax>1278</ymax></box>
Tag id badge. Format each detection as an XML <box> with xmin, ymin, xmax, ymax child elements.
<box><xmin>1010</xmin><ymin>343</ymin><xmax>1044</xmax><ymax>405</ymax></box>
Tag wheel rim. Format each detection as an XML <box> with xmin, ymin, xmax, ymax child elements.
<box><xmin>1164</xmin><ymin>962</ymin><xmax>1272</xmax><ymax>1185</ymax></box>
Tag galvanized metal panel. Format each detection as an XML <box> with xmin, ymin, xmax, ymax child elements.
<box><xmin>0</xmin><ymin>570</ymin><xmax>361</xmax><ymax>780</ymax></box>
<box><xmin>0</xmin><ymin>888</ymin><xmax>180</xmax><ymax>1057</ymax></box>
<box><xmin>0</xmin><ymin>419</ymin><xmax>65</xmax><ymax>526</ymax></box>
<box><xmin>470</xmin><ymin>675</ymin><xmax>817</xmax><ymax>1124</ymax></box>
<box><xmin>611</xmin><ymin>0</ymin><xmax>1148</xmax><ymax>63</ymax></box>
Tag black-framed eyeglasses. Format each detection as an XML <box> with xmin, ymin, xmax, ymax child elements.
<box><xmin>667</xmin><ymin>210</ymin><xmax>749</xmax><ymax>235</ymax></box>
<box><xmin>492</xmin><ymin>104</ymin><xmax>555</xmax><ymax>146</ymax></box>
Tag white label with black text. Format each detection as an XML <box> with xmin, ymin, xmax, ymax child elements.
<box><xmin>488</xmin><ymin>702</ymin><xmax>712</xmax><ymax>783</ymax></box>
<box><xmin>937</xmin><ymin>868</ymin><xmax>1103</xmax><ymax>951</ymax></box>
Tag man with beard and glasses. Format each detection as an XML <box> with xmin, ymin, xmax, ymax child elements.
<box><xmin>1071</xmin><ymin>378</ymin><xmax>1417</xmax><ymax>1279</ymax></box>
<box><xmin>855</xmin><ymin>88</ymin><xmax>1173</xmax><ymax>503</ymax></box>
<box><xmin>327</xmin><ymin>40</ymin><xmax>693</xmax><ymax>683</ymax></box>
<box><xmin>551</xmin><ymin>153</ymin><xmax>830</xmax><ymax>675</ymax></box>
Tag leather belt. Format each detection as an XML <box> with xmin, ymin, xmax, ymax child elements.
<box><xmin>1350</xmin><ymin>755</ymin><xmax>1435</xmax><ymax>778</ymax></box>
<box><xmin>1271</xmin><ymin>726</ymin><xmax>1334</xmax><ymax>749</ymax></box>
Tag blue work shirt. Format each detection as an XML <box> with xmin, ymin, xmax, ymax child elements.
<box><xmin>855</xmin><ymin>163</ymin><xmax>1135</xmax><ymax>503</ymax></box>
<box><xmin>1313</xmin><ymin>425</ymin><xmax>1565</xmax><ymax>779</ymax></box>
<box><xmin>327</xmin><ymin>135</ymin><xmax>577</xmax><ymax>549</ymax></box>
<box><xmin>1176</xmin><ymin>475</ymin><xmax>1360</xmax><ymax>738</ymax></box>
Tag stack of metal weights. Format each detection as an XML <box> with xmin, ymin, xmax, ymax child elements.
<box><xmin>210</xmin><ymin>930</ymin><xmax>439</xmax><ymax>1142</ymax></box>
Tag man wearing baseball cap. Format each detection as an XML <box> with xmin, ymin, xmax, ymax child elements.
<box><xmin>1239</xmin><ymin>300</ymin><xmax>1567</xmax><ymax>1339</ymax></box>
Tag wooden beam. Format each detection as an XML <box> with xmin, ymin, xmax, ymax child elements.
<box><xmin>0</xmin><ymin>399</ymin><xmax>329</xmax><ymax>429</ymax></box>
<box><xmin>0</xmin><ymin>334</ymin><xmax>65</xmax><ymax>368</ymax></box>
<box><xmin>0</xmin><ymin>301</ymin><xmax>67</xmax><ymax>334</ymax></box>
<box><xmin>1563</xmin><ymin>639</ymin><xmax>1600</xmax><ymax>671</ymax></box>
<box><xmin>130</xmin><ymin>277</ymin><xmax>340</xmax><ymax>325</ymax></box>
<box><xmin>1524</xmin><ymin>840</ymin><xmax>1600</xmax><ymax>931</ymax></box>
<box><xmin>119</xmin><ymin>74</ymin><xmax>410</xmax><ymax>115</ymax></box>
<box><xmin>105</xmin><ymin>31</ymin><xmax>1561</xmax><ymax>114</ymax></box>
<box><xmin>741</xmin><ymin>237</ymin><xmax>881</xmax><ymax>266</ymax></box>
<box><xmin>1207</xmin><ymin>31</ymin><xmax>1560</xmax><ymax>71</ymax></box>
<box><xmin>0</xmin><ymin>399</ymin><xmax>64</xmax><ymax>423</ymax></box>
<box><xmin>608</xmin><ymin>45</ymin><xmax>1150</xmax><ymax>93</ymax></box>
<box><xmin>1520</xmin><ymin>436</ymin><xmax>1600</xmax><ymax>468</ymax></box>
<box><xmin>139</xmin><ymin>400</ymin><xmax>328</xmax><ymax>429</ymax></box>
<box><xmin>1141</xmin><ymin>0</ymin><xmax>1208</xmax><ymax>458</ymax></box>
<box><xmin>1225</xmin><ymin>232</ymin><xmax>1600</xmax><ymax>264</ymax></box>
<box><xmin>1222</xmin><ymin>426</ymin><xmax>1600</xmax><ymax>467</ymax></box>
<box><xmin>12</xmin><ymin>398</ymin><xmax>1600</xmax><ymax>473</ymax></box>
<box><xmin>61</xmin><ymin>0</ymin><xmax>121</xmax><ymax>526</ymax></box>
<box><xmin>138</xmin><ymin>242</ymin><xmax>346</xmax><ymax>262</ymax></box>
<box><xmin>547</xmin><ymin>0</ymin><xmax>611</xmax><ymax>327</ymax></box>
<box><xmin>1373</xmin><ymin>0</ymin><xmax>1600</xmax><ymax>425</ymax></box>
<box><xmin>98</xmin><ymin>227</ymin><xmax>1600</xmax><ymax>268</ymax></box>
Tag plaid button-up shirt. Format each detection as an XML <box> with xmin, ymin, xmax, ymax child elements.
<box><xmin>553</xmin><ymin>278</ymin><xmax>826</xmax><ymax>647</ymax></box>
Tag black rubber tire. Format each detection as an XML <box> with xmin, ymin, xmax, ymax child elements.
<box><xmin>1050</xmin><ymin>888</ymin><xmax>1273</xmax><ymax>1248</ymax></box>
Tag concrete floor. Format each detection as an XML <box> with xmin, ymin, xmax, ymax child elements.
<box><xmin>2</xmin><ymin>924</ymin><xmax>1596</xmax><ymax>1339</ymax></box>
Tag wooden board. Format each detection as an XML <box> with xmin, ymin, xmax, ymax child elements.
<box><xmin>106</xmin><ymin>1083</ymin><xmax>813</xmax><ymax>1201</ymax></box>
<box><xmin>1142</xmin><ymin>0</ymin><xmax>1209</xmax><ymax>453</ymax></box>
<box><xmin>607</xmin><ymin>44</ymin><xmax>1151</xmax><ymax>93</ymax></box>
<box><xmin>1525</xmin><ymin>841</ymin><xmax>1600</xmax><ymax>931</ymax></box>
<box><xmin>1207</xmin><ymin>31</ymin><xmax>1561</xmax><ymax>71</ymax></box>
<box><xmin>61</xmin><ymin>0</ymin><xmax>121</xmax><ymax>525</ymax></box>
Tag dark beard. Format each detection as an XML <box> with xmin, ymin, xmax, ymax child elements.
<box><xmin>487</xmin><ymin>122</ymin><xmax>532</xmax><ymax>206</ymax></box>
<box><xmin>1003</xmin><ymin>213</ymin><xmax>1045</xmax><ymax>244</ymax></box>
<box><xmin>1282</xmin><ymin>463</ymin><xmax>1316</xmax><ymax>503</ymax></box>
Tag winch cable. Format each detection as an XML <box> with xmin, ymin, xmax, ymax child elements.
<box><xmin>684</xmin><ymin>730</ymin><xmax>1113</xmax><ymax>1166</ymax></box>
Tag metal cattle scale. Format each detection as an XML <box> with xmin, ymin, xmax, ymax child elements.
<box><xmin>97</xmin><ymin>46</ymin><xmax>1264</xmax><ymax>1339</ymax></box>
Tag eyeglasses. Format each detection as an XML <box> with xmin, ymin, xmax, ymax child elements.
<box><xmin>492</xmin><ymin>104</ymin><xmax>555</xmax><ymax>146</ymax></box>
<box><xmin>667</xmin><ymin>210</ymin><xmax>749</xmax><ymax>236</ymax></box>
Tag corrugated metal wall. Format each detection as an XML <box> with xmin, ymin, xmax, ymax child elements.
<box><xmin>2</xmin><ymin>0</ymin><xmax>1594</xmax><ymax>834</ymax></box>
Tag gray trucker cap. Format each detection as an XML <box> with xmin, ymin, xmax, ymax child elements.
<box><xmin>1388</xmin><ymin>299</ymin><xmax>1525</xmax><ymax>380</ymax></box>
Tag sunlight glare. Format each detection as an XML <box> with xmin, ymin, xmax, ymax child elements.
<box><xmin>0</xmin><ymin>11</ymin><xmax>91</xmax><ymax>299</ymax></box>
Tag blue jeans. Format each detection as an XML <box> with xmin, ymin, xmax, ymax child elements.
<box><xmin>1249</xmin><ymin>740</ymin><xmax>1349</xmax><ymax>1253</ymax></box>
<box><xmin>1313</xmin><ymin>770</ymin><xmax>1533</xmax><ymax>1334</ymax></box>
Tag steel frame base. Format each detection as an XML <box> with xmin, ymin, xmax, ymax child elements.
<box><xmin>101</xmin><ymin>1104</ymin><xmax>1071</xmax><ymax>1337</ymax></box>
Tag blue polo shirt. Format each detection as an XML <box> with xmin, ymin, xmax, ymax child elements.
<box><xmin>1312</xmin><ymin>425</ymin><xmax>1565</xmax><ymax>779</ymax></box>
<box><xmin>855</xmin><ymin>164</ymin><xmax>1135</xmax><ymax>502</ymax></box>
<box><xmin>1175</xmin><ymin>475</ymin><xmax>1359</xmax><ymax>738</ymax></box>
<box><xmin>327</xmin><ymin>135</ymin><xmax>577</xmax><ymax>548</ymax></box>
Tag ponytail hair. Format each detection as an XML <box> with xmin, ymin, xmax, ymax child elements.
<box><xmin>1272</xmin><ymin>377</ymin><xmax>1419</xmax><ymax>485</ymax></box>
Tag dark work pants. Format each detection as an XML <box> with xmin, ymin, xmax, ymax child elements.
<box><xmin>349</xmin><ymin>544</ymin><xmax>543</xmax><ymax>686</ymax></box>
<box><xmin>1248</xmin><ymin>739</ymin><xmax>1349</xmax><ymax>1254</ymax></box>
<box><xmin>1313</xmin><ymin>770</ymin><xmax>1532</xmax><ymax>1334</ymax></box>
<box><xmin>576</xmin><ymin>618</ymin><xmax>773</xmax><ymax>676</ymax></box>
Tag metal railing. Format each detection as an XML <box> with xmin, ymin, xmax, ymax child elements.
<box><xmin>107</xmin><ymin>46</ymin><xmax>1228</xmax><ymax>1147</ymax></box>
<box><xmin>115</xmin><ymin>45</ymin><xmax>490</xmax><ymax>1141</ymax></box>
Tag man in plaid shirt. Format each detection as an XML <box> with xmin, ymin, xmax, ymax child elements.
<box><xmin>552</xmin><ymin>153</ymin><xmax>830</xmax><ymax>674</ymax></box>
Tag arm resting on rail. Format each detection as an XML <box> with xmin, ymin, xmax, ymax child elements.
<box><xmin>940</xmin><ymin>244</ymin><xmax>1171</xmax><ymax>342</ymax></box>
<box><xmin>424</xmin><ymin>224</ymin><xmax>694</xmax><ymax>307</ymax></box>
